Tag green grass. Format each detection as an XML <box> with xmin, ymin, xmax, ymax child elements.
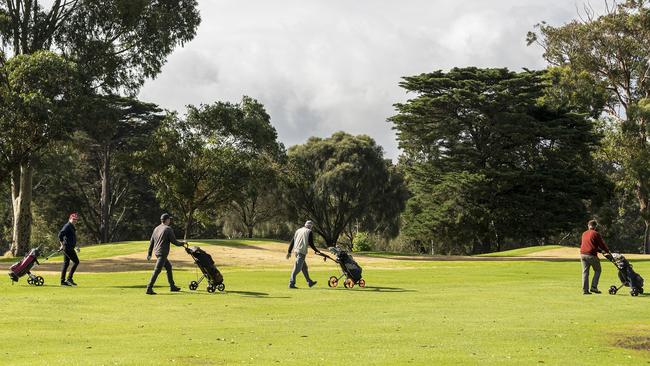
<box><xmin>1</xmin><ymin>254</ymin><xmax>649</xmax><ymax>365</ymax></box>
<box><xmin>477</xmin><ymin>245</ymin><xmax>564</xmax><ymax>257</ymax></box>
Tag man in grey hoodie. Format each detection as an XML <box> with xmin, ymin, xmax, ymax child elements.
<box><xmin>146</xmin><ymin>213</ymin><xmax>185</xmax><ymax>295</ymax></box>
<box><xmin>286</xmin><ymin>220</ymin><xmax>321</xmax><ymax>288</ymax></box>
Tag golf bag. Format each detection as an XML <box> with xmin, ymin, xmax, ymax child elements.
<box><xmin>8</xmin><ymin>247</ymin><xmax>46</xmax><ymax>286</ymax></box>
<box><xmin>606</xmin><ymin>253</ymin><xmax>644</xmax><ymax>296</ymax></box>
<box><xmin>324</xmin><ymin>246</ymin><xmax>365</xmax><ymax>289</ymax></box>
<box><xmin>185</xmin><ymin>245</ymin><xmax>225</xmax><ymax>293</ymax></box>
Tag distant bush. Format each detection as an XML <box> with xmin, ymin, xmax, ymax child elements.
<box><xmin>353</xmin><ymin>232</ymin><xmax>373</xmax><ymax>252</ymax></box>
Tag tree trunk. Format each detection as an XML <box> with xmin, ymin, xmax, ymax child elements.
<box><xmin>247</xmin><ymin>225</ymin><xmax>253</xmax><ymax>238</ymax></box>
<box><xmin>636</xmin><ymin>183</ymin><xmax>650</xmax><ymax>254</ymax></box>
<box><xmin>10</xmin><ymin>161</ymin><xmax>33</xmax><ymax>256</ymax></box>
<box><xmin>184</xmin><ymin>209</ymin><xmax>194</xmax><ymax>240</ymax></box>
<box><xmin>99</xmin><ymin>145</ymin><xmax>111</xmax><ymax>243</ymax></box>
<box><xmin>641</xmin><ymin>216</ymin><xmax>650</xmax><ymax>254</ymax></box>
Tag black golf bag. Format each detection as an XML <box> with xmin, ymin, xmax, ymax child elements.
<box><xmin>325</xmin><ymin>246</ymin><xmax>365</xmax><ymax>289</ymax></box>
<box><xmin>185</xmin><ymin>245</ymin><xmax>225</xmax><ymax>293</ymax></box>
<box><xmin>606</xmin><ymin>253</ymin><xmax>644</xmax><ymax>296</ymax></box>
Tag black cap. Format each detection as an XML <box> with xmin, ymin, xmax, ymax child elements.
<box><xmin>160</xmin><ymin>213</ymin><xmax>172</xmax><ymax>221</ymax></box>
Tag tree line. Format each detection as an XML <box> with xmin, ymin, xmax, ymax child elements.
<box><xmin>2</xmin><ymin>0</ymin><xmax>650</xmax><ymax>256</ymax></box>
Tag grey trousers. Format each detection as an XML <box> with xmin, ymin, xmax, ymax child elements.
<box><xmin>289</xmin><ymin>253</ymin><xmax>313</xmax><ymax>285</ymax></box>
<box><xmin>581</xmin><ymin>254</ymin><xmax>601</xmax><ymax>292</ymax></box>
<box><xmin>148</xmin><ymin>256</ymin><xmax>175</xmax><ymax>289</ymax></box>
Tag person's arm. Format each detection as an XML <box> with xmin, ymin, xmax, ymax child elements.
<box><xmin>596</xmin><ymin>233</ymin><xmax>611</xmax><ymax>254</ymax></box>
<box><xmin>287</xmin><ymin>238</ymin><xmax>295</xmax><ymax>255</ymax></box>
<box><xmin>168</xmin><ymin>227</ymin><xmax>183</xmax><ymax>246</ymax></box>
<box><xmin>58</xmin><ymin>225</ymin><xmax>67</xmax><ymax>249</ymax></box>
<box><xmin>147</xmin><ymin>233</ymin><xmax>154</xmax><ymax>259</ymax></box>
<box><xmin>308</xmin><ymin>231</ymin><xmax>320</xmax><ymax>254</ymax></box>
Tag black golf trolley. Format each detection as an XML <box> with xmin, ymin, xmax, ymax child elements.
<box><xmin>185</xmin><ymin>244</ymin><xmax>225</xmax><ymax>293</ymax></box>
<box><xmin>604</xmin><ymin>252</ymin><xmax>644</xmax><ymax>297</ymax></box>
<box><xmin>319</xmin><ymin>246</ymin><xmax>366</xmax><ymax>289</ymax></box>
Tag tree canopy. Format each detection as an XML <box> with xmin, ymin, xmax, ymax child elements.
<box><xmin>391</xmin><ymin>67</ymin><xmax>605</xmax><ymax>254</ymax></box>
<box><xmin>283</xmin><ymin>132</ymin><xmax>407</xmax><ymax>246</ymax></box>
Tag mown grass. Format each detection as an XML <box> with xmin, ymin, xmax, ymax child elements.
<box><xmin>477</xmin><ymin>245</ymin><xmax>564</xmax><ymax>257</ymax></box>
<box><xmin>1</xmin><ymin>252</ymin><xmax>649</xmax><ymax>365</ymax></box>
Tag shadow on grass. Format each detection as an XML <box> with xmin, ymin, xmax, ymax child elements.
<box><xmin>317</xmin><ymin>286</ymin><xmax>415</xmax><ymax>293</ymax></box>
<box><xmin>360</xmin><ymin>286</ymin><xmax>416</xmax><ymax>293</ymax></box>
<box><xmin>225</xmin><ymin>290</ymin><xmax>291</xmax><ymax>299</ymax></box>
<box><xmin>106</xmin><ymin>285</ymin><xmax>292</xmax><ymax>298</ymax></box>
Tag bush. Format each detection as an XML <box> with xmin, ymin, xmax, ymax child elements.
<box><xmin>353</xmin><ymin>232</ymin><xmax>373</xmax><ymax>252</ymax></box>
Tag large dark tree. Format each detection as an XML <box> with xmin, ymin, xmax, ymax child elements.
<box><xmin>0</xmin><ymin>0</ymin><xmax>200</xmax><ymax>255</ymax></box>
<box><xmin>0</xmin><ymin>50</ymin><xmax>79</xmax><ymax>255</ymax></box>
<box><xmin>390</xmin><ymin>67</ymin><xmax>605</xmax><ymax>254</ymax></box>
<box><xmin>71</xmin><ymin>96</ymin><xmax>162</xmax><ymax>243</ymax></box>
<box><xmin>528</xmin><ymin>0</ymin><xmax>650</xmax><ymax>253</ymax></box>
<box><xmin>282</xmin><ymin>132</ymin><xmax>407</xmax><ymax>246</ymax></box>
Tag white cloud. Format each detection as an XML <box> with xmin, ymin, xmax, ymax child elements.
<box><xmin>139</xmin><ymin>0</ymin><xmax>606</xmax><ymax>160</ymax></box>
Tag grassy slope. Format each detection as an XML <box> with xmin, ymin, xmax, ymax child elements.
<box><xmin>1</xmin><ymin>255</ymin><xmax>649</xmax><ymax>365</ymax></box>
<box><xmin>478</xmin><ymin>245</ymin><xmax>564</xmax><ymax>257</ymax></box>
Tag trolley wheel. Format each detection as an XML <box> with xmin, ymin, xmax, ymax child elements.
<box><xmin>34</xmin><ymin>276</ymin><xmax>44</xmax><ymax>286</ymax></box>
<box><xmin>631</xmin><ymin>288</ymin><xmax>640</xmax><ymax>297</ymax></box>
<box><xmin>344</xmin><ymin>278</ymin><xmax>354</xmax><ymax>289</ymax></box>
<box><xmin>189</xmin><ymin>281</ymin><xmax>198</xmax><ymax>291</ymax></box>
<box><xmin>608</xmin><ymin>285</ymin><xmax>618</xmax><ymax>295</ymax></box>
<box><xmin>358</xmin><ymin>279</ymin><xmax>366</xmax><ymax>288</ymax></box>
<box><xmin>207</xmin><ymin>285</ymin><xmax>216</xmax><ymax>293</ymax></box>
<box><xmin>217</xmin><ymin>283</ymin><xmax>225</xmax><ymax>292</ymax></box>
<box><xmin>27</xmin><ymin>277</ymin><xmax>34</xmax><ymax>286</ymax></box>
<box><xmin>328</xmin><ymin>276</ymin><xmax>338</xmax><ymax>288</ymax></box>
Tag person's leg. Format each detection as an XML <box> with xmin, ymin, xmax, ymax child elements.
<box><xmin>61</xmin><ymin>253</ymin><xmax>70</xmax><ymax>283</ymax></box>
<box><xmin>66</xmin><ymin>249</ymin><xmax>80</xmax><ymax>281</ymax></box>
<box><xmin>147</xmin><ymin>257</ymin><xmax>166</xmax><ymax>290</ymax></box>
<box><xmin>289</xmin><ymin>254</ymin><xmax>305</xmax><ymax>286</ymax></box>
<box><xmin>301</xmin><ymin>257</ymin><xmax>314</xmax><ymax>284</ymax></box>
<box><xmin>590</xmin><ymin>256</ymin><xmax>602</xmax><ymax>291</ymax></box>
<box><xmin>581</xmin><ymin>255</ymin><xmax>591</xmax><ymax>293</ymax></box>
<box><xmin>163</xmin><ymin>259</ymin><xmax>177</xmax><ymax>288</ymax></box>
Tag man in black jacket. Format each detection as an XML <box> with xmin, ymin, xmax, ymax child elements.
<box><xmin>58</xmin><ymin>212</ymin><xmax>80</xmax><ymax>286</ymax></box>
<box><xmin>146</xmin><ymin>213</ymin><xmax>185</xmax><ymax>295</ymax></box>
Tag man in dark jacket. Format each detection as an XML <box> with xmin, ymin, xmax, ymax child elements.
<box><xmin>146</xmin><ymin>213</ymin><xmax>185</xmax><ymax>295</ymax></box>
<box><xmin>580</xmin><ymin>219</ymin><xmax>611</xmax><ymax>295</ymax></box>
<box><xmin>59</xmin><ymin>212</ymin><xmax>80</xmax><ymax>286</ymax></box>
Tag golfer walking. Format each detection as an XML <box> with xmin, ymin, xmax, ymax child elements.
<box><xmin>59</xmin><ymin>212</ymin><xmax>80</xmax><ymax>286</ymax></box>
<box><xmin>146</xmin><ymin>213</ymin><xmax>184</xmax><ymax>295</ymax></box>
<box><xmin>580</xmin><ymin>219</ymin><xmax>611</xmax><ymax>295</ymax></box>
<box><xmin>286</xmin><ymin>220</ymin><xmax>321</xmax><ymax>288</ymax></box>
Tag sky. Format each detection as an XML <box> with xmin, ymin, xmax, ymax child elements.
<box><xmin>138</xmin><ymin>0</ymin><xmax>607</xmax><ymax>160</ymax></box>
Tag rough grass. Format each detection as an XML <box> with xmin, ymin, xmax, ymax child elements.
<box><xmin>1</xmin><ymin>241</ymin><xmax>649</xmax><ymax>365</ymax></box>
<box><xmin>1</xmin><ymin>239</ymin><xmax>286</xmax><ymax>263</ymax></box>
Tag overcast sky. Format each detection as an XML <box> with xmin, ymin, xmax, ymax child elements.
<box><xmin>138</xmin><ymin>0</ymin><xmax>606</xmax><ymax>160</ymax></box>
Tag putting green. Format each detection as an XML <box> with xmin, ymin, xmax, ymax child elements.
<box><xmin>1</xmin><ymin>242</ymin><xmax>649</xmax><ymax>365</ymax></box>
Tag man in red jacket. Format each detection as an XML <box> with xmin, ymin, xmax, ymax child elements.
<box><xmin>580</xmin><ymin>220</ymin><xmax>611</xmax><ymax>295</ymax></box>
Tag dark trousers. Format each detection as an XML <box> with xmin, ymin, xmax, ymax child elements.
<box><xmin>61</xmin><ymin>248</ymin><xmax>79</xmax><ymax>281</ymax></box>
<box><xmin>147</xmin><ymin>256</ymin><xmax>175</xmax><ymax>289</ymax></box>
<box><xmin>581</xmin><ymin>254</ymin><xmax>601</xmax><ymax>292</ymax></box>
